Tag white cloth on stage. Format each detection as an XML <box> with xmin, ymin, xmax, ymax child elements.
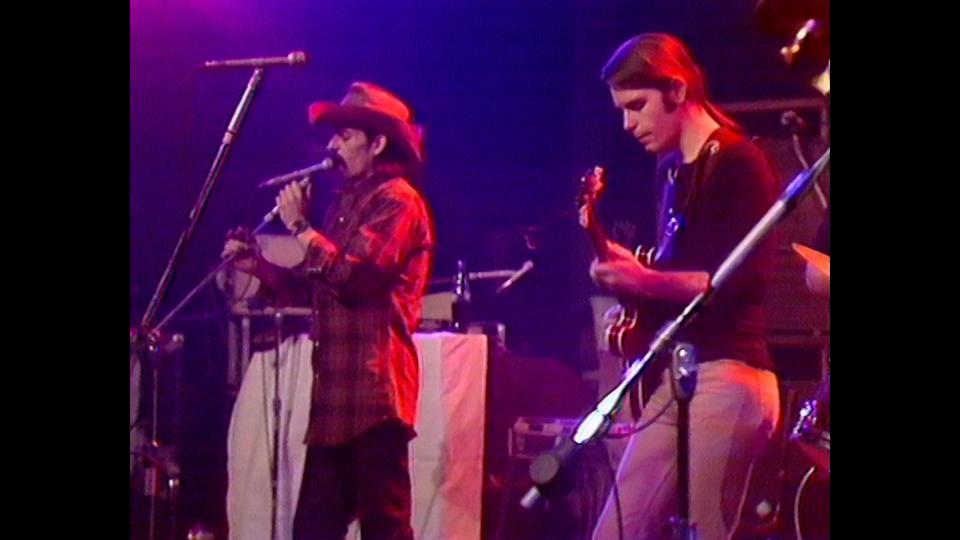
<box><xmin>226</xmin><ymin>331</ymin><xmax>488</xmax><ymax>540</ymax></box>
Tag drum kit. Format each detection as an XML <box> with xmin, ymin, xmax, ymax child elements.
<box><xmin>770</xmin><ymin>7</ymin><xmax>830</xmax><ymax>534</ymax></box>
<box><xmin>789</xmin><ymin>242</ymin><xmax>830</xmax><ymax>474</ymax></box>
<box><xmin>786</xmin><ymin>242</ymin><xmax>830</xmax><ymax>540</ymax></box>
<box><xmin>738</xmin><ymin>242</ymin><xmax>829</xmax><ymax>540</ymax></box>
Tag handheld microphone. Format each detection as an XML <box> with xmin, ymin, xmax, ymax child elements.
<box><xmin>258</xmin><ymin>157</ymin><xmax>336</xmax><ymax>189</ymax></box>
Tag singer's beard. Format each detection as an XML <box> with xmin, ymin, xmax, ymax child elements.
<box><xmin>342</xmin><ymin>167</ymin><xmax>378</xmax><ymax>184</ymax></box>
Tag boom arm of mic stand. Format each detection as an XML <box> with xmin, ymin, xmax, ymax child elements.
<box><xmin>149</xmin><ymin>169</ymin><xmax>312</xmax><ymax>339</ymax></box>
<box><xmin>139</xmin><ymin>67</ymin><xmax>266</xmax><ymax>334</ymax></box>
<box><xmin>150</xmin><ymin>213</ymin><xmax>276</xmax><ymax>339</ymax></box>
<box><xmin>521</xmin><ymin>148</ymin><xmax>830</xmax><ymax>509</ymax></box>
<box><xmin>712</xmin><ymin>148</ymin><xmax>829</xmax><ymax>288</ymax></box>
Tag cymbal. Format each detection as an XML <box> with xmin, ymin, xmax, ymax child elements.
<box><xmin>792</xmin><ymin>243</ymin><xmax>829</xmax><ymax>278</ymax></box>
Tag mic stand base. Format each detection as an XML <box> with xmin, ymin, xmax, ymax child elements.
<box><xmin>130</xmin><ymin>336</ymin><xmax>184</xmax><ymax>540</ymax></box>
<box><xmin>667</xmin><ymin>517</ymin><xmax>697</xmax><ymax>540</ymax></box>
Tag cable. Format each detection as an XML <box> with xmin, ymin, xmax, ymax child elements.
<box><xmin>793</xmin><ymin>466</ymin><xmax>817</xmax><ymax>540</ymax></box>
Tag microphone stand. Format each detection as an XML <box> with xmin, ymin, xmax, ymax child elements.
<box><xmin>429</xmin><ymin>268</ymin><xmax>523</xmax><ymax>286</ymax></box>
<box><xmin>667</xmin><ymin>343</ymin><xmax>698</xmax><ymax>540</ymax></box>
<box><xmin>431</xmin><ymin>261</ymin><xmax>534</xmax><ymax>331</ymax></box>
<box><xmin>148</xmin><ymin>207</ymin><xmax>281</xmax><ymax>340</ymax></box>
<box><xmin>138</xmin><ymin>67</ymin><xmax>265</xmax><ymax>336</ymax></box>
<box><xmin>132</xmin><ymin>67</ymin><xmax>266</xmax><ymax>540</ymax></box>
<box><xmin>430</xmin><ymin>261</ymin><xmax>533</xmax><ymax>292</ymax></box>
<box><xmin>271</xmin><ymin>311</ymin><xmax>284</xmax><ymax>540</ymax></box>
<box><xmin>147</xmin><ymin>185</ymin><xmax>314</xmax><ymax>540</ymax></box>
<box><xmin>520</xmin><ymin>149</ymin><xmax>830</xmax><ymax>533</ymax></box>
<box><xmin>136</xmin><ymin>334</ymin><xmax>184</xmax><ymax>540</ymax></box>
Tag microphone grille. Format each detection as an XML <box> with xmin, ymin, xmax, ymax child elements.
<box><xmin>288</xmin><ymin>51</ymin><xmax>308</xmax><ymax>65</ymax></box>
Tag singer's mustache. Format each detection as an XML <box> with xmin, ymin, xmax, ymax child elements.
<box><xmin>326</xmin><ymin>153</ymin><xmax>344</xmax><ymax>166</ymax></box>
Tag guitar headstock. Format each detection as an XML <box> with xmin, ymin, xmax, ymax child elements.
<box><xmin>576</xmin><ymin>166</ymin><xmax>610</xmax><ymax>256</ymax></box>
<box><xmin>577</xmin><ymin>165</ymin><xmax>606</xmax><ymax>210</ymax></box>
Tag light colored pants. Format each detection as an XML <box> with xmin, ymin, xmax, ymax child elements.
<box><xmin>227</xmin><ymin>334</ymin><xmax>315</xmax><ymax>540</ymax></box>
<box><xmin>592</xmin><ymin>359</ymin><xmax>780</xmax><ymax>540</ymax></box>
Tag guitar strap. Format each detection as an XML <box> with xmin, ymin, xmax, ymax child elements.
<box><xmin>626</xmin><ymin>132</ymin><xmax>725</xmax><ymax>421</ymax></box>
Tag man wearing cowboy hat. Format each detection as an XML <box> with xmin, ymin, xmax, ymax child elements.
<box><xmin>223</xmin><ymin>82</ymin><xmax>433</xmax><ymax>540</ymax></box>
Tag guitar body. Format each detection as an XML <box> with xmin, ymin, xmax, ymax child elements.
<box><xmin>578</xmin><ymin>168</ymin><xmax>659</xmax><ymax>416</ymax></box>
<box><xmin>605</xmin><ymin>245</ymin><xmax>657</xmax><ymax>359</ymax></box>
<box><xmin>606</xmin><ymin>305</ymin><xmax>645</xmax><ymax>358</ymax></box>
<box><xmin>607</xmin><ymin>300</ymin><xmax>665</xmax><ymax>415</ymax></box>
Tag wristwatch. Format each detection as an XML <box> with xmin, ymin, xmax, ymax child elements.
<box><xmin>288</xmin><ymin>218</ymin><xmax>311</xmax><ymax>235</ymax></box>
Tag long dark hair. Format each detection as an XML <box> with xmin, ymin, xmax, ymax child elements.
<box><xmin>602</xmin><ymin>33</ymin><xmax>741</xmax><ymax>132</ymax></box>
<box><xmin>359</xmin><ymin>126</ymin><xmax>424</xmax><ymax>186</ymax></box>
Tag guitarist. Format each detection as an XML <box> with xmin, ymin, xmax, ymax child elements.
<box><xmin>589</xmin><ymin>34</ymin><xmax>781</xmax><ymax>540</ymax></box>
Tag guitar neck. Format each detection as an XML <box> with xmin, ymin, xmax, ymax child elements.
<box><xmin>588</xmin><ymin>220</ymin><xmax>657</xmax><ymax>266</ymax></box>
<box><xmin>586</xmin><ymin>218</ymin><xmax>611</xmax><ymax>261</ymax></box>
